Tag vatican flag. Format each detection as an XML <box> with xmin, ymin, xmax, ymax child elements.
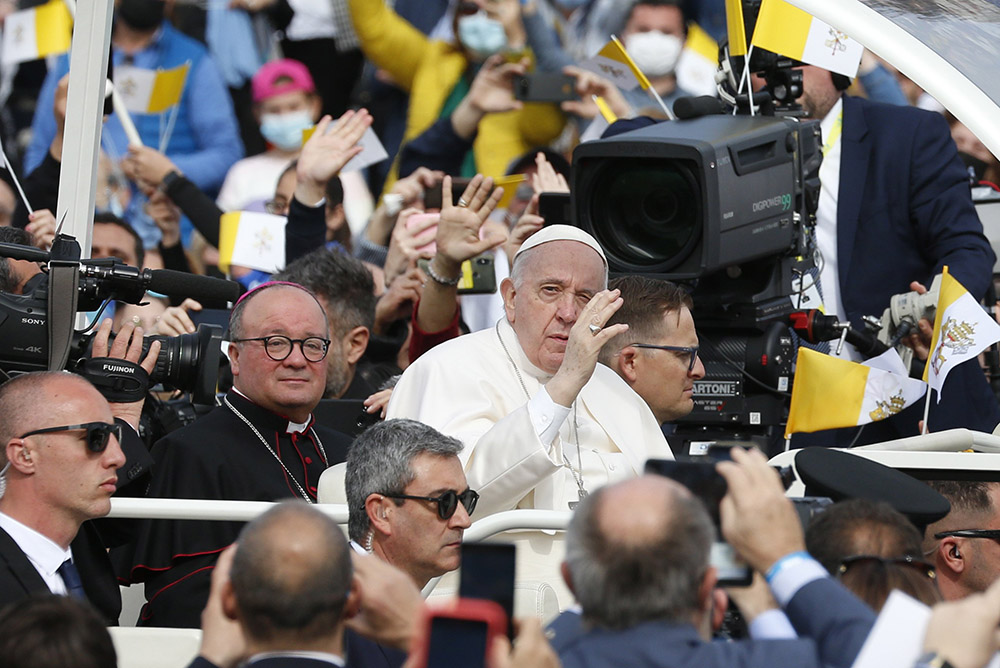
<box><xmin>114</xmin><ymin>63</ymin><xmax>190</xmax><ymax>114</ymax></box>
<box><xmin>579</xmin><ymin>36</ymin><xmax>652</xmax><ymax>92</ymax></box>
<box><xmin>2</xmin><ymin>0</ymin><xmax>72</xmax><ymax>66</ymax></box>
<box><xmin>218</xmin><ymin>211</ymin><xmax>286</xmax><ymax>274</ymax></box>
<box><xmin>677</xmin><ymin>23</ymin><xmax>720</xmax><ymax>98</ymax></box>
<box><xmin>923</xmin><ymin>267</ymin><xmax>1000</xmax><ymax>401</ymax></box>
<box><xmin>785</xmin><ymin>347</ymin><xmax>927</xmax><ymax>438</ymax></box>
<box><xmin>750</xmin><ymin>0</ymin><xmax>863</xmax><ymax>78</ymax></box>
<box><xmin>724</xmin><ymin>0</ymin><xmax>747</xmax><ymax>57</ymax></box>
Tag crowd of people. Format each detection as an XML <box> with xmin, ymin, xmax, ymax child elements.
<box><xmin>0</xmin><ymin>0</ymin><xmax>999</xmax><ymax>667</ymax></box>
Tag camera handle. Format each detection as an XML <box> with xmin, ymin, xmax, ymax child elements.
<box><xmin>47</xmin><ymin>260</ymin><xmax>80</xmax><ymax>371</ymax></box>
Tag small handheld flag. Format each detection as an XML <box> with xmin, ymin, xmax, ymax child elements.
<box><xmin>1</xmin><ymin>0</ymin><xmax>72</xmax><ymax>66</ymax></box>
<box><xmin>751</xmin><ymin>0</ymin><xmax>863</xmax><ymax>78</ymax></box>
<box><xmin>219</xmin><ymin>211</ymin><xmax>287</xmax><ymax>274</ymax></box>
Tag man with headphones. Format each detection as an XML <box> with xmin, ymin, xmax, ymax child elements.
<box><xmin>791</xmin><ymin>64</ymin><xmax>1000</xmax><ymax>445</ymax></box>
<box><xmin>925</xmin><ymin>481</ymin><xmax>1000</xmax><ymax>601</ymax></box>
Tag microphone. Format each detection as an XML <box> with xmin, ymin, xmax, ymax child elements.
<box><xmin>147</xmin><ymin>269</ymin><xmax>241</xmax><ymax>304</ymax></box>
<box><xmin>673</xmin><ymin>96</ymin><xmax>726</xmax><ymax>120</ymax></box>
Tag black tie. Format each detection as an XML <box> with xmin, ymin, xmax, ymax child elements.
<box><xmin>57</xmin><ymin>559</ymin><xmax>86</xmax><ymax>600</ymax></box>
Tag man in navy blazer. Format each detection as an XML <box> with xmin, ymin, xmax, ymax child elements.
<box><xmin>555</xmin><ymin>448</ymin><xmax>876</xmax><ymax>668</ymax></box>
<box><xmin>794</xmin><ymin>65</ymin><xmax>999</xmax><ymax>446</ymax></box>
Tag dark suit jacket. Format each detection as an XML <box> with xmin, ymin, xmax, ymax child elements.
<box><xmin>557</xmin><ymin>577</ymin><xmax>874</xmax><ymax>668</ymax></box>
<box><xmin>795</xmin><ymin>95</ymin><xmax>1000</xmax><ymax>446</ymax></box>
<box><xmin>186</xmin><ymin>656</ymin><xmax>343</xmax><ymax>668</ymax></box>
<box><xmin>344</xmin><ymin>628</ymin><xmax>406</xmax><ymax>668</ymax></box>
<box><xmin>0</xmin><ymin>522</ymin><xmax>121</xmax><ymax>625</ymax></box>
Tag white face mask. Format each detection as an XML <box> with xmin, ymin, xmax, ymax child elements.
<box><xmin>624</xmin><ymin>31</ymin><xmax>683</xmax><ymax>78</ymax></box>
<box><xmin>457</xmin><ymin>12</ymin><xmax>508</xmax><ymax>60</ymax></box>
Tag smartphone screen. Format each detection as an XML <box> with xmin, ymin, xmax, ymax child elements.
<box><xmin>644</xmin><ymin>459</ymin><xmax>753</xmax><ymax>586</ymax></box>
<box><xmin>458</xmin><ymin>543</ymin><xmax>516</xmax><ymax>639</ymax></box>
<box><xmin>425</xmin><ymin>617</ymin><xmax>489</xmax><ymax>668</ymax></box>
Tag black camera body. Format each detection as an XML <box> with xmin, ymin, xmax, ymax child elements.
<box><xmin>570</xmin><ymin>111</ymin><xmax>821</xmax><ymax>454</ymax></box>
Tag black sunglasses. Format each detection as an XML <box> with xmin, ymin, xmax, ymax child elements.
<box><xmin>934</xmin><ymin>529</ymin><xmax>1000</xmax><ymax>541</ymax></box>
<box><xmin>629</xmin><ymin>344</ymin><xmax>700</xmax><ymax>372</ymax></box>
<box><xmin>837</xmin><ymin>554</ymin><xmax>936</xmax><ymax>580</ymax></box>
<box><xmin>19</xmin><ymin>422</ymin><xmax>123</xmax><ymax>453</ymax></box>
<box><xmin>382</xmin><ymin>489</ymin><xmax>479</xmax><ymax>520</ymax></box>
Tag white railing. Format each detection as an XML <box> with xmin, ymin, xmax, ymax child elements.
<box><xmin>107</xmin><ymin>498</ymin><xmax>571</xmax><ymax>540</ymax></box>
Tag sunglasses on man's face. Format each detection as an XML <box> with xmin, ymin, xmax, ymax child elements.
<box><xmin>19</xmin><ymin>422</ymin><xmax>123</xmax><ymax>453</ymax></box>
<box><xmin>382</xmin><ymin>488</ymin><xmax>480</xmax><ymax>520</ymax></box>
<box><xmin>837</xmin><ymin>554</ymin><xmax>936</xmax><ymax>580</ymax></box>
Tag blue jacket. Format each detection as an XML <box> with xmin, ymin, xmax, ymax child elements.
<box><xmin>26</xmin><ymin>22</ymin><xmax>243</xmax><ymax>194</ymax></box>
<box><xmin>557</xmin><ymin>577</ymin><xmax>874</xmax><ymax>668</ymax></box>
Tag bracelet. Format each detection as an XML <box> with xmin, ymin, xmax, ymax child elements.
<box><xmin>425</xmin><ymin>259</ymin><xmax>461</xmax><ymax>286</ymax></box>
<box><xmin>765</xmin><ymin>550</ymin><xmax>810</xmax><ymax>584</ymax></box>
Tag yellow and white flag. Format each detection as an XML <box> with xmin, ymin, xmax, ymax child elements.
<box><xmin>219</xmin><ymin>211</ymin><xmax>286</xmax><ymax>274</ymax></box>
<box><xmin>114</xmin><ymin>63</ymin><xmax>190</xmax><ymax>114</ymax></box>
<box><xmin>1</xmin><ymin>0</ymin><xmax>72</xmax><ymax>66</ymax></box>
<box><xmin>923</xmin><ymin>267</ymin><xmax>1000</xmax><ymax>401</ymax></box>
<box><xmin>785</xmin><ymin>347</ymin><xmax>927</xmax><ymax>437</ymax></box>
<box><xmin>751</xmin><ymin>0</ymin><xmax>863</xmax><ymax>78</ymax></box>
<box><xmin>725</xmin><ymin>0</ymin><xmax>748</xmax><ymax>57</ymax></box>
<box><xmin>579</xmin><ymin>36</ymin><xmax>652</xmax><ymax>92</ymax></box>
<box><xmin>677</xmin><ymin>23</ymin><xmax>720</xmax><ymax>98</ymax></box>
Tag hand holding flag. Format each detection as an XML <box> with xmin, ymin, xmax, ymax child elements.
<box><xmin>922</xmin><ymin>267</ymin><xmax>1000</xmax><ymax>401</ymax></box>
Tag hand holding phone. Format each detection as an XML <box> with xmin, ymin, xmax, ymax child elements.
<box><xmin>409</xmin><ymin>599</ymin><xmax>507</xmax><ymax>668</ymax></box>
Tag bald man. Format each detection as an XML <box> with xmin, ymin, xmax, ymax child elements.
<box><xmin>0</xmin><ymin>372</ymin><xmax>127</xmax><ymax>623</ymax></box>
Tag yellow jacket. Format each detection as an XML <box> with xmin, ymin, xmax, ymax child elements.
<box><xmin>348</xmin><ymin>0</ymin><xmax>566</xmax><ymax>190</ymax></box>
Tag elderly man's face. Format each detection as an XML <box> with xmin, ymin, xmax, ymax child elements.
<box><xmin>18</xmin><ymin>377</ymin><xmax>124</xmax><ymax>525</ymax></box>
<box><xmin>229</xmin><ymin>287</ymin><xmax>329</xmax><ymax>422</ymax></box>
<box><xmin>503</xmin><ymin>240</ymin><xmax>607</xmax><ymax>374</ymax></box>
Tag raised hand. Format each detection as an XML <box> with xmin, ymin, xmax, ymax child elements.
<box><xmin>295</xmin><ymin>108</ymin><xmax>374</xmax><ymax>205</ymax></box>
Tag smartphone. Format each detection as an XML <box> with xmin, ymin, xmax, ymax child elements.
<box><xmin>188</xmin><ymin>308</ymin><xmax>232</xmax><ymax>330</ymax></box>
<box><xmin>418</xmin><ymin>253</ymin><xmax>497</xmax><ymax>295</ymax></box>
<box><xmin>311</xmin><ymin>399</ymin><xmax>380</xmax><ymax>437</ymax></box>
<box><xmin>644</xmin><ymin>459</ymin><xmax>753</xmax><ymax>586</ymax></box>
<box><xmin>410</xmin><ymin>599</ymin><xmax>507</xmax><ymax>668</ymax></box>
<box><xmin>458</xmin><ymin>542</ymin><xmax>516</xmax><ymax>640</ymax></box>
<box><xmin>423</xmin><ymin>178</ymin><xmax>474</xmax><ymax>210</ymax></box>
<box><xmin>538</xmin><ymin>192</ymin><xmax>571</xmax><ymax>227</ymax></box>
<box><xmin>405</xmin><ymin>212</ymin><xmax>441</xmax><ymax>255</ymax></box>
<box><xmin>513</xmin><ymin>73</ymin><xmax>579</xmax><ymax>103</ymax></box>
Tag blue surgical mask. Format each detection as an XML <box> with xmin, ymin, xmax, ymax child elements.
<box><xmin>457</xmin><ymin>12</ymin><xmax>508</xmax><ymax>60</ymax></box>
<box><xmin>260</xmin><ymin>110</ymin><xmax>314</xmax><ymax>151</ymax></box>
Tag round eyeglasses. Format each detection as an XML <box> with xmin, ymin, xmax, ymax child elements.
<box><xmin>231</xmin><ymin>335</ymin><xmax>330</xmax><ymax>362</ymax></box>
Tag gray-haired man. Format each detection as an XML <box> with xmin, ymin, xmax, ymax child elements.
<box><xmin>346</xmin><ymin>419</ymin><xmax>477</xmax><ymax>589</ymax></box>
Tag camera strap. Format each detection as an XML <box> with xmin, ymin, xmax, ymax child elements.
<box><xmin>76</xmin><ymin>357</ymin><xmax>150</xmax><ymax>403</ymax></box>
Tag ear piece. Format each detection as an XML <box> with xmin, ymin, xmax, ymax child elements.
<box><xmin>952</xmin><ymin>546</ymin><xmax>961</xmax><ymax>558</ymax></box>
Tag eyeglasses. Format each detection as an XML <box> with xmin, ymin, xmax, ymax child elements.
<box><xmin>382</xmin><ymin>489</ymin><xmax>480</xmax><ymax>520</ymax></box>
<box><xmin>629</xmin><ymin>344</ymin><xmax>700</xmax><ymax>372</ymax></box>
<box><xmin>231</xmin><ymin>335</ymin><xmax>330</xmax><ymax>362</ymax></box>
<box><xmin>837</xmin><ymin>554</ymin><xmax>936</xmax><ymax>580</ymax></box>
<box><xmin>264</xmin><ymin>199</ymin><xmax>289</xmax><ymax>216</ymax></box>
<box><xmin>19</xmin><ymin>422</ymin><xmax>123</xmax><ymax>453</ymax></box>
<box><xmin>934</xmin><ymin>529</ymin><xmax>1000</xmax><ymax>541</ymax></box>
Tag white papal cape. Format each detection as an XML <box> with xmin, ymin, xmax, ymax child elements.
<box><xmin>386</xmin><ymin>318</ymin><xmax>672</xmax><ymax>612</ymax></box>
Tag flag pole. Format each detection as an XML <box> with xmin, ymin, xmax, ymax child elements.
<box><xmin>738</xmin><ymin>46</ymin><xmax>756</xmax><ymax>116</ymax></box>
<box><xmin>921</xmin><ymin>390</ymin><xmax>931</xmax><ymax>435</ymax></box>
<box><xmin>610</xmin><ymin>34</ymin><xmax>676</xmax><ymax>121</ymax></box>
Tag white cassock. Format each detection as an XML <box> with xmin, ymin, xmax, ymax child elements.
<box><xmin>386</xmin><ymin>317</ymin><xmax>672</xmax><ymax>612</ymax></box>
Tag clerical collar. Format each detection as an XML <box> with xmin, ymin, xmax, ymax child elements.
<box><xmin>246</xmin><ymin>651</ymin><xmax>344</xmax><ymax>666</ymax></box>
<box><xmin>228</xmin><ymin>389</ymin><xmax>314</xmax><ymax>434</ymax></box>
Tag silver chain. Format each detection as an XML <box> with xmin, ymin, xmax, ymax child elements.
<box><xmin>495</xmin><ymin>319</ymin><xmax>588</xmax><ymax>505</ymax></box>
<box><xmin>224</xmin><ymin>396</ymin><xmax>327</xmax><ymax>503</ymax></box>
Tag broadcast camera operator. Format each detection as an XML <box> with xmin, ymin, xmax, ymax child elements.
<box><xmin>791</xmin><ymin>63</ymin><xmax>999</xmax><ymax>444</ymax></box>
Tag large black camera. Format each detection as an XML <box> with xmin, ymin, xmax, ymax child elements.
<box><xmin>0</xmin><ymin>235</ymin><xmax>240</xmax><ymax>404</ymax></box>
<box><xmin>571</xmin><ymin>112</ymin><xmax>822</xmax><ymax>453</ymax></box>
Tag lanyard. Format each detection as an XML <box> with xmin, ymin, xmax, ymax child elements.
<box><xmin>822</xmin><ymin>109</ymin><xmax>844</xmax><ymax>157</ymax></box>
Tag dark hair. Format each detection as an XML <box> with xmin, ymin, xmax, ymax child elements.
<box><xmin>836</xmin><ymin>556</ymin><xmax>941</xmax><ymax>611</ymax></box>
<box><xmin>627</xmin><ymin>0</ymin><xmax>687</xmax><ymax>25</ymax></box>
<box><xmin>93</xmin><ymin>211</ymin><xmax>144</xmax><ymax>268</ymax></box>
<box><xmin>928</xmin><ymin>481</ymin><xmax>995</xmax><ymax>517</ymax></box>
<box><xmin>231</xmin><ymin>501</ymin><xmax>353</xmax><ymax>643</ymax></box>
<box><xmin>325</xmin><ymin>175</ymin><xmax>344</xmax><ymax>207</ymax></box>
<box><xmin>805</xmin><ymin>498</ymin><xmax>925</xmax><ymax>574</ymax></box>
<box><xmin>565</xmin><ymin>480</ymin><xmax>712</xmax><ymax>629</ymax></box>
<box><xmin>599</xmin><ymin>275</ymin><xmax>693</xmax><ymax>366</ymax></box>
<box><xmin>0</xmin><ymin>226</ymin><xmax>35</xmax><ymax>293</ymax></box>
<box><xmin>0</xmin><ymin>595</ymin><xmax>117</xmax><ymax>668</ymax></box>
<box><xmin>274</xmin><ymin>248</ymin><xmax>375</xmax><ymax>337</ymax></box>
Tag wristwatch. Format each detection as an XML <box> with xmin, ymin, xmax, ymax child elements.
<box><xmin>914</xmin><ymin>652</ymin><xmax>955</xmax><ymax>668</ymax></box>
<box><xmin>159</xmin><ymin>170</ymin><xmax>183</xmax><ymax>194</ymax></box>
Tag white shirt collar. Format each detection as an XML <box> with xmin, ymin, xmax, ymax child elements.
<box><xmin>247</xmin><ymin>651</ymin><xmax>345</xmax><ymax>666</ymax></box>
<box><xmin>0</xmin><ymin>511</ymin><xmax>72</xmax><ymax>578</ymax></box>
<box><xmin>231</xmin><ymin>387</ymin><xmax>312</xmax><ymax>433</ymax></box>
<box><xmin>820</xmin><ymin>98</ymin><xmax>844</xmax><ymax>139</ymax></box>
